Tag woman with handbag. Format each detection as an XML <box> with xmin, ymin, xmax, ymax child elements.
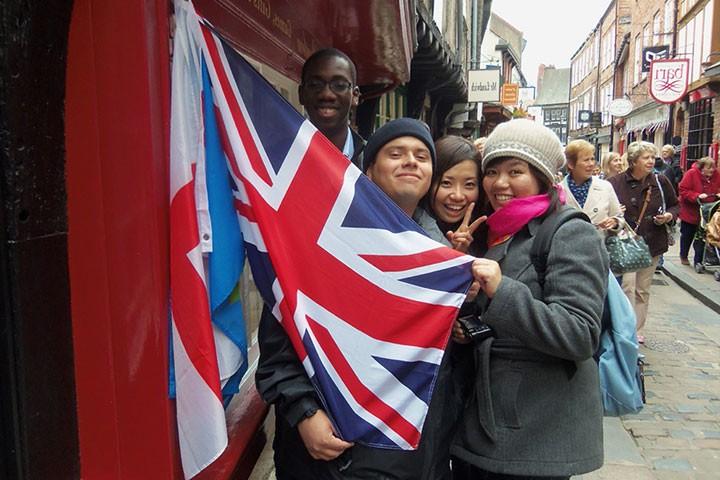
<box><xmin>678</xmin><ymin>156</ymin><xmax>720</xmax><ymax>270</ymax></box>
<box><xmin>608</xmin><ymin>141</ymin><xmax>679</xmax><ymax>343</ymax></box>
<box><xmin>452</xmin><ymin>119</ymin><xmax>607</xmax><ymax>480</ymax></box>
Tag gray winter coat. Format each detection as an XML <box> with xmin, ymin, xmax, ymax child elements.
<box><xmin>451</xmin><ymin>214</ymin><xmax>608</xmax><ymax>477</ymax></box>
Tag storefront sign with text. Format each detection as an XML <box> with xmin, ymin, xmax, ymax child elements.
<box><xmin>649</xmin><ymin>59</ymin><xmax>690</xmax><ymax>104</ymax></box>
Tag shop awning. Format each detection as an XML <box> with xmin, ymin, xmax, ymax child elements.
<box><xmin>195</xmin><ymin>0</ymin><xmax>414</xmax><ymax>92</ymax></box>
<box><xmin>624</xmin><ymin>103</ymin><xmax>670</xmax><ymax>134</ymax></box>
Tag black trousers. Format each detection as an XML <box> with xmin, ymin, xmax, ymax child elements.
<box><xmin>680</xmin><ymin>221</ymin><xmax>704</xmax><ymax>265</ymax></box>
<box><xmin>452</xmin><ymin>459</ymin><xmax>569</xmax><ymax>480</ymax></box>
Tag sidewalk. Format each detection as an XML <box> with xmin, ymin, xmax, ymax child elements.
<box><xmin>660</xmin><ymin>237</ymin><xmax>720</xmax><ymax>315</ymax></box>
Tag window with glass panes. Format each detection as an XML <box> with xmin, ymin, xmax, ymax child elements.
<box><xmin>374</xmin><ymin>87</ymin><xmax>407</xmax><ymax>129</ymax></box>
<box><xmin>687</xmin><ymin>98</ymin><xmax>714</xmax><ymax>163</ymax></box>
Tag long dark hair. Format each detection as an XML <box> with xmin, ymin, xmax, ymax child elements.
<box><xmin>423</xmin><ymin>135</ymin><xmax>484</xmax><ymax>230</ymax></box>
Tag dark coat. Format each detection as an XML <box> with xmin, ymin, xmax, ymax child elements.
<box><xmin>678</xmin><ymin>163</ymin><xmax>720</xmax><ymax>225</ymax></box>
<box><xmin>451</xmin><ymin>215</ymin><xmax>608</xmax><ymax>477</ymax></box>
<box><xmin>609</xmin><ymin>171</ymin><xmax>680</xmax><ymax>257</ymax></box>
<box><xmin>255</xmin><ymin>209</ymin><xmax>470</xmax><ymax>480</ymax></box>
<box><xmin>349</xmin><ymin>129</ymin><xmax>366</xmax><ymax>169</ymax></box>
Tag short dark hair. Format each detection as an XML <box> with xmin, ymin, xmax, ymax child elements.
<box><xmin>301</xmin><ymin>48</ymin><xmax>357</xmax><ymax>84</ymax></box>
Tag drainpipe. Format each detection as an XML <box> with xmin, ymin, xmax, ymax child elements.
<box><xmin>471</xmin><ymin>0</ymin><xmax>478</xmax><ymax>70</ymax></box>
<box><xmin>666</xmin><ymin>0</ymin><xmax>679</xmax><ymax>146</ymax></box>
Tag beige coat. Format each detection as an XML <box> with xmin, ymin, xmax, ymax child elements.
<box><xmin>562</xmin><ymin>176</ymin><xmax>623</xmax><ymax>235</ymax></box>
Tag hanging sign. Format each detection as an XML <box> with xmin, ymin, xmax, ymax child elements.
<box><xmin>642</xmin><ymin>45</ymin><xmax>670</xmax><ymax>72</ymax></box>
<box><xmin>468</xmin><ymin>70</ymin><xmax>500</xmax><ymax>103</ymax></box>
<box><xmin>607</xmin><ymin>98</ymin><xmax>633</xmax><ymax>117</ymax></box>
<box><xmin>501</xmin><ymin>83</ymin><xmax>519</xmax><ymax>106</ymax></box>
<box><xmin>649</xmin><ymin>58</ymin><xmax>690</xmax><ymax>104</ymax></box>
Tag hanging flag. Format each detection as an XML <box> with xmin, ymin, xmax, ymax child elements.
<box><xmin>170</xmin><ymin>2</ymin><xmax>474</xmax><ymax>476</ymax></box>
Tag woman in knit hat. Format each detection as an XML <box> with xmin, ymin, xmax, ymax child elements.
<box><xmin>451</xmin><ymin>119</ymin><xmax>608</xmax><ymax>479</ymax></box>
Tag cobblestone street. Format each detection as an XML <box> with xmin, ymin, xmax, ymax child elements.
<box><xmin>580</xmin><ymin>264</ymin><xmax>720</xmax><ymax>479</ymax></box>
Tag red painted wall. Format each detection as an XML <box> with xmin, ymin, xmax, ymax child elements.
<box><xmin>65</xmin><ymin>0</ymin><xmax>179</xmax><ymax>477</ymax></box>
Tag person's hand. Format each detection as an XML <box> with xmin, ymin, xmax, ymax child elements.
<box><xmin>619</xmin><ymin>204</ymin><xmax>626</xmax><ymax>213</ymax></box>
<box><xmin>451</xmin><ymin>320</ymin><xmax>471</xmax><ymax>344</ymax></box>
<box><xmin>653</xmin><ymin>212</ymin><xmax>673</xmax><ymax>225</ymax></box>
<box><xmin>471</xmin><ymin>259</ymin><xmax>502</xmax><ymax>299</ymax></box>
<box><xmin>597</xmin><ymin>217</ymin><xmax>619</xmax><ymax>230</ymax></box>
<box><xmin>446</xmin><ymin>203</ymin><xmax>487</xmax><ymax>253</ymax></box>
<box><xmin>297</xmin><ymin>410</ymin><xmax>354</xmax><ymax>460</ymax></box>
<box><xmin>699</xmin><ymin>193</ymin><xmax>708</xmax><ymax>200</ymax></box>
<box><xmin>465</xmin><ymin>280</ymin><xmax>480</xmax><ymax>302</ymax></box>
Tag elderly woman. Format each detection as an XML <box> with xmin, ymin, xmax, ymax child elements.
<box><xmin>562</xmin><ymin>140</ymin><xmax>623</xmax><ymax>235</ymax></box>
<box><xmin>678</xmin><ymin>156</ymin><xmax>720</xmax><ymax>269</ymax></box>
<box><xmin>452</xmin><ymin>119</ymin><xmax>607</xmax><ymax>480</ymax></box>
<box><xmin>601</xmin><ymin>151</ymin><xmax>626</xmax><ymax>179</ymax></box>
<box><xmin>609</xmin><ymin>141</ymin><xmax>679</xmax><ymax>342</ymax></box>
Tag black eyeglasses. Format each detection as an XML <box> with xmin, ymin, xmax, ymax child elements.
<box><xmin>303</xmin><ymin>79</ymin><xmax>353</xmax><ymax>94</ymax></box>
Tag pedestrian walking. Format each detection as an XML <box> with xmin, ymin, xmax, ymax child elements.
<box><xmin>608</xmin><ymin>141</ymin><xmax>679</xmax><ymax>343</ymax></box>
<box><xmin>678</xmin><ymin>156</ymin><xmax>720</xmax><ymax>269</ymax></box>
<box><xmin>600</xmin><ymin>151</ymin><xmax>626</xmax><ymax>180</ymax></box>
<box><xmin>561</xmin><ymin>139</ymin><xmax>623</xmax><ymax>236</ymax></box>
<box><xmin>452</xmin><ymin>119</ymin><xmax>608</xmax><ymax>480</ymax></box>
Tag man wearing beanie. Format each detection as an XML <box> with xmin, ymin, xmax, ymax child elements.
<box><xmin>256</xmin><ymin>117</ymin><xmax>462</xmax><ymax>480</ymax></box>
<box><xmin>363</xmin><ymin>118</ymin><xmax>435</xmax><ymax>214</ymax></box>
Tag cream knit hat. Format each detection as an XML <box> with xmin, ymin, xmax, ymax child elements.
<box><xmin>481</xmin><ymin>119</ymin><xmax>566</xmax><ymax>185</ymax></box>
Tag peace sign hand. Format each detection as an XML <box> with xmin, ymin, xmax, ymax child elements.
<box><xmin>445</xmin><ymin>202</ymin><xmax>487</xmax><ymax>253</ymax></box>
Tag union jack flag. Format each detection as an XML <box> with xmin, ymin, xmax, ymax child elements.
<box><xmin>171</xmin><ymin>2</ymin><xmax>474</xmax><ymax>476</ymax></box>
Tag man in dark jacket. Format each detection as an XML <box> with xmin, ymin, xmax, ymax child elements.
<box><xmin>256</xmin><ymin>118</ymin><xmax>465</xmax><ymax>480</ymax></box>
<box><xmin>299</xmin><ymin>48</ymin><xmax>365</xmax><ymax>167</ymax></box>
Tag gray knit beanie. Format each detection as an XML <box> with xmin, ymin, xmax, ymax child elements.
<box><xmin>481</xmin><ymin>119</ymin><xmax>565</xmax><ymax>185</ymax></box>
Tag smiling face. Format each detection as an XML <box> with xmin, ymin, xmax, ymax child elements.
<box><xmin>610</xmin><ymin>155</ymin><xmax>624</xmax><ymax>173</ymax></box>
<box><xmin>482</xmin><ymin>158</ymin><xmax>543</xmax><ymax>211</ymax></box>
<box><xmin>299</xmin><ymin>55</ymin><xmax>359</xmax><ymax>137</ymax></box>
<box><xmin>431</xmin><ymin>159</ymin><xmax>479</xmax><ymax>224</ymax></box>
<box><xmin>366</xmin><ymin>136</ymin><xmax>433</xmax><ymax>214</ymax></box>
<box><xmin>568</xmin><ymin>148</ymin><xmax>596</xmax><ymax>183</ymax></box>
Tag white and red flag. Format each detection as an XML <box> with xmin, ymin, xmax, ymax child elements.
<box><xmin>170</xmin><ymin>2</ymin><xmax>474</xmax><ymax>477</ymax></box>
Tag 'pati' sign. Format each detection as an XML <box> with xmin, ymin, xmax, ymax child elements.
<box><xmin>649</xmin><ymin>59</ymin><xmax>690</xmax><ymax>104</ymax></box>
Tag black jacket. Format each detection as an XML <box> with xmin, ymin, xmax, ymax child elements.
<box><xmin>349</xmin><ymin>128</ymin><xmax>365</xmax><ymax>169</ymax></box>
<box><xmin>255</xmin><ymin>210</ymin><xmax>471</xmax><ymax>480</ymax></box>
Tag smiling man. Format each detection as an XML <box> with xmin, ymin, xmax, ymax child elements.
<box><xmin>299</xmin><ymin>48</ymin><xmax>365</xmax><ymax>167</ymax></box>
<box><xmin>362</xmin><ymin>118</ymin><xmax>435</xmax><ymax>217</ymax></box>
<box><xmin>256</xmin><ymin>118</ymin><xmax>472</xmax><ymax>480</ymax></box>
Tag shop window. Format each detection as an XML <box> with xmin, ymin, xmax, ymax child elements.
<box><xmin>687</xmin><ymin>98</ymin><xmax>714</xmax><ymax>162</ymax></box>
<box><xmin>375</xmin><ymin>87</ymin><xmax>407</xmax><ymax>128</ymax></box>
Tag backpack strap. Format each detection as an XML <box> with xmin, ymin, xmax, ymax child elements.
<box><xmin>530</xmin><ymin>206</ymin><xmax>591</xmax><ymax>287</ymax></box>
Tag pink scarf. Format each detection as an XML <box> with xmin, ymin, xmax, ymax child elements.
<box><xmin>486</xmin><ymin>185</ymin><xmax>566</xmax><ymax>247</ymax></box>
